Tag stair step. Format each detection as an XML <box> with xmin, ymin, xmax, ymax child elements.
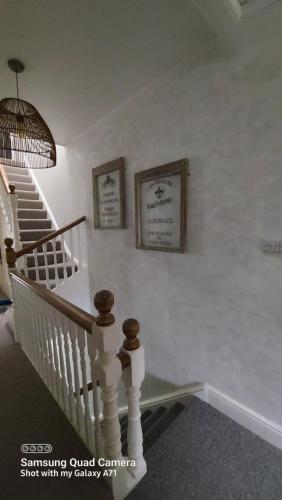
<box><xmin>17</xmin><ymin>209</ymin><xmax>48</xmax><ymax>220</ymax></box>
<box><xmin>26</xmin><ymin>252</ymin><xmax>65</xmax><ymax>267</ymax></box>
<box><xmin>20</xmin><ymin>229</ymin><xmax>54</xmax><ymax>241</ymax></box>
<box><xmin>17</xmin><ymin>191</ymin><xmax>39</xmax><ymax>200</ymax></box>
<box><xmin>7</xmin><ymin>173</ymin><xmax>32</xmax><ymax>184</ymax></box>
<box><xmin>142</xmin><ymin>402</ymin><xmax>185</xmax><ymax>455</ymax></box>
<box><xmin>4</xmin><ymin>165</ymin><xmax>29</xmax><ymax>175</ymax></box>
<box><xmin>22</xmin><ymin>240</ymin><xmax>62</xmax><ymax>253</ymax></box>
<box><xmin>18</xmin><ymin>200</ymin><xmax>43</xmax><ymax>210</ymax></box>
<box><xmin>26</xmin><ymin>265</ymin><xmax>75</xmax><ymax>281</ymax></box>
<box><xmin>121</xmin><ymin>408</ymin><xmax>160</xmax><ymax>455</ymax></box>
<box><xmin>13</xmin><ymin>181</ymin><xmax>35</xmax><ymax>192</ymax></box>
<box><xmin>18</xmin><ymin>219</ymin><xmax>52</xmax><ymax>230</ymax></box>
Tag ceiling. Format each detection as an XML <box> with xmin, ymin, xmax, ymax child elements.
<box><xmin>0</xmin><ymin>0</ymin><xmax>214</xmax><ymax>145</ymax></box>
<box><xmin>1</xmin><ymin>0</ymin><xmax>282</xmax><ymax>146</ymax></box>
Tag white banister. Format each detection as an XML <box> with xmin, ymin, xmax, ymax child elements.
<box><xmin>8</xmin><ymin>269</ymin><xmax>147</xmax><ymax>500</ymax></box>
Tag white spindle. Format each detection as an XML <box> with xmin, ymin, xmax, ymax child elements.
<box><xmin>60</xmin><ymin>234</ymin><xmax>67</xmax><ymax>281</ymax></box>
<box><xmin>33</xmin><ymin>248</ymin><xmax>40</xmax><ymax>282</ymax></box>
<box><xmin>69</xmin><ymin>227</ymin><xmax>76</xmax><ymax>277</ymax></box>
<box><xmin>43</xmin><ymin>242</ymin><xmax>50</xmax><ymax>289</ymax></box>
<box><xmin>48</xmin><ymin>310</ymin><xmax>61</xmax><ymax>405</ymax></box>
<box><xmin>77</xmin><ymin>331</ymin><xmax>93</xmax><ymax>451</ymax></box>
<box><xmin>56</xmin><ymin>312</ymin><xmax>69</xmax><ymax>414</ymax></box>
<box><xmin>9</xmin><ymin>190</ymin><xmax>21</xmax><ymax>252</ymax></box>
<box><xmin>70</xmin><ymin>324</ymin><xmax>84</xmax><ymax>437</ymax></box>
<box><xmin>62</xmin><ymin>316</ymin><xmax>76</xmax><ymax>424</ymax></box>
<box><xmin>52</xmin><ymin>238</ymin><xmax>60</xmax><ymax>287</ymax></box>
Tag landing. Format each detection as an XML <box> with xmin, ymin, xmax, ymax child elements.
<box><xmin>127</xmin><ymin>397</ymin><xmax>282</xmax><ymax>500</ymax></box>
<box><xmin>0</xmin><ymin>314</ymin><xmax>113</xmax><ymax>500</ymax></box>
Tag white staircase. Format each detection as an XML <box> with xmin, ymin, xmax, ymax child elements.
<box><xmin>4</xmin><ymin>165</ymin><xmax>79</xmax><ymax>290</ymax></box>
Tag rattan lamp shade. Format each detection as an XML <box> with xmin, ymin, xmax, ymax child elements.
<box><xmin>0</xmin><ymin>97</ymin><xmax>56</xmax><ymax>169</ymax></box>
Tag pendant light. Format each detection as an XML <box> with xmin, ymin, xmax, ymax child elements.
<box><xmin>0</xmin><ymin>59</ymin><xmax>56</xmax><ymax>168</ymax></box>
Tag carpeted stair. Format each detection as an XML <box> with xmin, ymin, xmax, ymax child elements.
<box><xmin>126</xmin><ymin>396</ymin><xmax>282</xmax><ymax>500</ymax></box>
<box><xmin>5</xmin><ymin>165</ymin><xmax>77</xmax><ymax>289</ymax></box>
<box><xmin>120</xmin><ymin>402</ymin><xmax>187</xmax><ymax>457</ymax></box>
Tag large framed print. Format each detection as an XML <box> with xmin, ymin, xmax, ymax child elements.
<box><xmin>92</xmin><ymin>157</ymin><xmax>126</xmax><ymax>229</ymax></box>
<box><xmin>135</xmin><ymin>159</ymin><xmax>188</xmax><ymax>253</ymax></box>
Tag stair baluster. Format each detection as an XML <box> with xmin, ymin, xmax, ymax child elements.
<box><xmin>121</xmin><ymin>319</ymin><xmax>146</xmax><ymax>478</ymax></box>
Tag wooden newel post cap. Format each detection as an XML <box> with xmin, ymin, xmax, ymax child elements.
<box><xmin>9</xmin><ymin>184</ymin><xmax>15</xmax><ymax>194</ymax></box>
<box><xmin>94</xmin><ymin>290</ymin><xmax>115</xmax><ymax>326</ymax></box>
<box><xmin>4</xmin><ymin>238</ymin><xmax>16</xmax><ymax>268</ymax></box>
<box><xmin>122</xmin><ymin>318</ymin><xmax>140</xmax><ymax>351</ymax></box>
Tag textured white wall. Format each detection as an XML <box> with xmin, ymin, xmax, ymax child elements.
<box><xmin>54</xmin><ymin>38</ymin><xmax>282</xmax><ymax>425</ymax></box>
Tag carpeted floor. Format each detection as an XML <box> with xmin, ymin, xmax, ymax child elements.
<box><xmin>0</xmin><ymin>313</ymin><xmax>113</xmax><ymax>500</ymax></box>
<box><xmin>127</xmin><ymin>397</ymin><xmax>282</xmax><ymax>500</ymax></box>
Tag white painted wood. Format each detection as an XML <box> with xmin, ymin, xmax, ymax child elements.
<box><xmin>92</xmin><ymin>322</ymin><xmax>122</xmax><ymax>460</ymax></box>
<box><xmin>33</xmin><ymin>248</ymin><xmax>40</xmax><ymax>282</ymax></box>
<box><xmin>60</xmin><ymin>234</ymin><xmax>67</xmax><ymax>281</ymax></box>
<box><xmin>77</xmin><ymin>331</ymin><xmax>93</xmax><ymax>451</ymax></box>
<box><xmin>121</xmin><ymin>346</ymin><xmax>146</xmax><ymax>475</ymax></box>
<box><xmin>69</xmin><ymin>227</ymin><xmax>76</xmax><ymax>277</ymax></box>
<box><xmin>10</xmin><ymin>192</ymin><xmax>21</xmax><ymax>252</ymax></box>
<box><xmin>52</xmin><ymin>238</ymin><xmax>60</xmax><ymax>287</ymax></box>
<box><xmin>69</xmin><ymin>324</ymin><xmax>85</xmax><ymax>437</ymax></box>
<box><xmin>62</xmin><ymin>316</ymin><xmax>76</xmax><ymax>425</ymax></box>
<box><xmin>204</xmin><ymin>384</ymin><xmax>282</xmax><ymax>451</ymax></box>
<box><xmin>87</xmin><ymin>328</ymin><xmax>103</xmax><ymax>457</ymax></box>
<box><xmin>43</xmin><ymin>243</ymin><xmax>50</xmax><ymax>290</ymax></box>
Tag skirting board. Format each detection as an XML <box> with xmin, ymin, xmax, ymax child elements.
<box><xmin>201</xmin><ymin>385</ymin><xmax>282</xmax><ymax>451</ymax></box>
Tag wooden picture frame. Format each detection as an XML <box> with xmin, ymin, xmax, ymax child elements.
<box><xmin>135</xmin><ymin>159</ymin><xmax>189</xmax><ymax>252</ymax></box>
<box><xmin>92</xmin><ymin>157</ymin><xmax>126</xmax><ymax>229</ymax></box>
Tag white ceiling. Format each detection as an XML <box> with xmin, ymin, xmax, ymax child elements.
<box><xmin>1</xmin><ymin>0</ymin><xmax>282</xmax><ymax>146</ymax></box>
<box><xmin>0</xmin><ymin>0</ymin><xmax>214</xmax><ymax>145</ymax></box>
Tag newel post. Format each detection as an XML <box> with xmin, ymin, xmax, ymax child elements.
<box><xmin>4</xmin><ymin>238</ymin><xmax>17</xmax><ymax>269</ymax></box>
<box><xmin>9</xmin><ymin>185</ymin><xmax>21</xmax><ymax>253</ymax></box>
<box><xmin>121</xmin><ymin>318</ymin><xmax>146</xmax><ymax>478</ymax></box>
<box><xmin>4</xmin><ymin>238</ymin><xmax>19</xmax><ymax>342</ymax></box>
<box><xmin>92</xmin><ymin>290</ymin><xmax>122</xmax><ymax>460</ymax></box>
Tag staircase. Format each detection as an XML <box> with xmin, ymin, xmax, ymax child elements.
<box><xmin>4</xmin><ymin>165</ymin><xmax>77</xmax><ymax>289</ymax></box>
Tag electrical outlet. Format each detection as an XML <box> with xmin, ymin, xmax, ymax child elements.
<box><xmin>261</xmin><ymin>240</ymin><xmax>282</xmax><ymax>253</ymax></box>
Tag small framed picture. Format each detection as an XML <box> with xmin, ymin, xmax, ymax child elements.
<box><xmin>135</xmin><ymin>159</ymin><xmax>189</xmax><ymax>252</ymax></box>
<box><xmin>92</xmin><ymin>157</ymin><xmax>126</xmax><ymax>229</ymax></box>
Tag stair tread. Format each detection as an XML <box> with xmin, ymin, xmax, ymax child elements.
<box><xmin>121</xmin><ymin>407</ymin><xmax>164</xmax><ymax>455</ymax></box>
<box><xmin>142</xmin><ymin>402</ymin><xmax>186</xmax><ymax>455</ymax></box>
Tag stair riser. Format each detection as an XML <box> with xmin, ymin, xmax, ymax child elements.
<box><xmin>27</xmin><ymin>267</ymin><xmax>73</xmax><ymax>281</ymax></box>
<box><xmin>17</xmin><ymin>209</ymin><xmax>47</xmax><ymax>220</ymax></box>
<box><xmin>14</xmin><ymin>182</ymin><xmax>35</xmax><ymax>192</ymax></box>
<box><xmin>19</xmin><ymin>220</ymin><xmax>52</xmax><ymax>230</ymax></box>
<box><xmin>5</xmin><ymin>166</ymin><xmax>29</xmax><ymax>176</ymax></box>
<box><xmin>18</xmin><ymin>200</ymin><xmax>43</xmax><ymax>209</ymax></box>
<box><xmin>27</xmin><ymin>253</ymin><xmax>64</xmax><ymax>267</ymax></box>
<box><xmin>17</xmin><ymin>191</ymin><xmax>39</xmax><ymax>200</ymax></box>
<box><xmin>7</xmin><ymin>174</ymin><xmax>32</xmax><ymax>184</ymax></box>
<box><xmin>20</xmin><ymin>230</ymin><xmax>54</xmax><ymax>241</ymax></box>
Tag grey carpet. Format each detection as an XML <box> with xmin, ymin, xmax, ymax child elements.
<box><xmin>0</xmin><ymin>314</ymin><xmax>113</xmax><ymax>500</ymax></box>
<box><xmin>127</xmin><ymin>397</ymin><xmax>282</xmax><ymax>500</ymax></box>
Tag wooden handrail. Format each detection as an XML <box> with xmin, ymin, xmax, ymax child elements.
<box><xmin>16</xmin><ymin>216</ymin><xmax>86</xmax><ymax>258</ymax></box>
<box><xmin>0</xmin><ymin>164</ymin><xmax>14</xmax><ymax>194</ymax></box>
<box><xmin>10</xmin><ymin>270</ymin><xmax>95</xmax><ymax>333</ymax></box>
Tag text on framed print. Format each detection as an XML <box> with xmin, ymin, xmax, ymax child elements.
<box><xmin>92</xmin><ymin>157</ymin><xmax>126</xmax><ymax>229</ymax></box>
<box><xmin>135</xmin><ymin>159</ymin><xmax>188</xmax><ymax>252</ymax></box>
